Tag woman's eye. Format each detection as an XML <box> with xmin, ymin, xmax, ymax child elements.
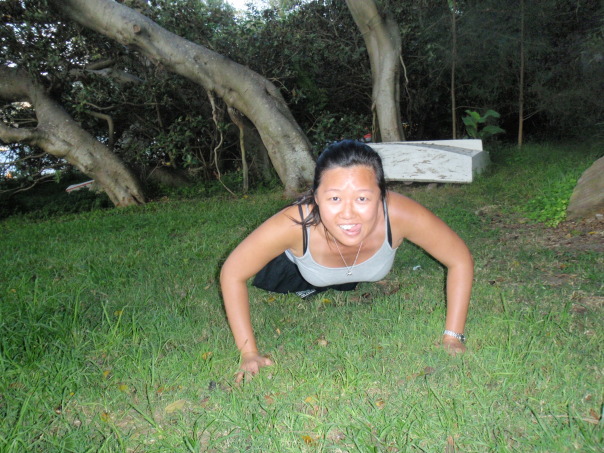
<box><xmin>359</xmin><ymin>197</ymin><xmax>367</xmax><ymax>202</ymax></box>
<box><xmin>331</xmin><ymin>197</ymin><xmax>340</xmax><ymax>202</ymax></box>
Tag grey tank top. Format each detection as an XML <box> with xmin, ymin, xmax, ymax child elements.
<box><xmin>285</xmin><ymin>200</ymin><xmax>397</xmax><ymax>287</ymax></box>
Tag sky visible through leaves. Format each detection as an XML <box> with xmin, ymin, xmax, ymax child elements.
<box><xmin>225</xmin><ymin>0</ymin><xmax>266</xmax><ymax>11</ymax></box>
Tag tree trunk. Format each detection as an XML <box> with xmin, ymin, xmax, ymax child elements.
<box><xmin>450</xmin><ymin>0</ymin><xmax>458</xmax><ymax>139</ymax></box>
<box><xmin>517</xmin><ymin>0</ymin><xmax>525</xmax><ymax>148</ymax></box>
<box><xmin>48</xmin><ymin>0</ymin><xmax>314</xmax><ymax>196</ymax></box>
<box><xmin>0</xmin><ymin>66</ymin><xmax>144</xmax><ymax>207</ymax></box>
<box><xmin>566</xmin><ymin>156</ymin><xmax>604</xmax><ymax>220</ymax></box>
<box><xmin>345</xmin><ymin>0</ymin><xmax>405</xmax><ymax>142</ymax></box>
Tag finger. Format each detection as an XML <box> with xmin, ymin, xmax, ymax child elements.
<box><xmin>235</xmin><ymin>371</ymin><xmax>244</xmax><ymax>384</ymax></box>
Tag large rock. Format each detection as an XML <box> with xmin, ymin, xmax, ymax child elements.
<box><xmin>567</xmin><ymin>155</ymin><xmax>604</xmax><ymax>220</ymax></box>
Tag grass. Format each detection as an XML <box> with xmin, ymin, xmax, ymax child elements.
<box><xmin>1</xmin><ymin>143</ymin><xmax>602</xmax><ymax>452</ymax></box>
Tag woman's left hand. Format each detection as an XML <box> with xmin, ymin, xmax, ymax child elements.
<box><xmin>442</xmin><ymin>335</ymin><xmax>466</xmax><ymax>356</ymax></box>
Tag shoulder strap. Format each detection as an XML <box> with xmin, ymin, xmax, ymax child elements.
<box><xmin>384</xmin><ymin>198</ymin><xmax>392</xmax><ymax>247</ymax></box>
<box><xmin>297</xmin><ymin>204</ymin><xmax>308</xmax><ymax>253</ymax></box>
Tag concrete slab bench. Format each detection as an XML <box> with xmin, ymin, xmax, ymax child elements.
<box><xmin>368</xmin><ymin>139</ymin><xmax>489</xmax><ymax>183</ymax></box>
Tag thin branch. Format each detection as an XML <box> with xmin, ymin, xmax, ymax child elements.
<box><xmin>0</xmin><ymin>152</ymin><xmax>48</xmax><ymax>166</ymax></box>
<box><xmin>0</xmin><ymin>173</ymin><xmax>56</xmax><ymax>196</ymax></box>
<box><xmin>84</xmin><ymin>110</ymin><xmax>115</xmax><ymax>149</ymax></box>
<box><xmin>227</xmin><ymin>106</ymin><xmax>248</xmax><ymax>193</ymax></box>
<box><xmin>208</xmin><ymin>91</ymin><xmax>235</xmax><ymax>197</ymax></box>
<box><xmin>83</xmin><ymin>102</ymin><xmax>116</xmax><ymax>111</ymax></box>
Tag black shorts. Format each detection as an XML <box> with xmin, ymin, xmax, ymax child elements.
<box><xmin>252</xmin><ymin>252</ymin><xmax>357</xmax><ymax>298</ymax></box>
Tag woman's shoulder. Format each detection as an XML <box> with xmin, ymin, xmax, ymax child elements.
<box><xmin>385</xmin><ymin>190</ymin><xmax>433</xmax><ymax>242</ymax></box>
<box><xmin>386</xmin><ymin>190</ymin><xmax>423</xmax><ymax>213</ymax></box>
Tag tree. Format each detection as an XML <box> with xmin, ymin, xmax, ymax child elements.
<box><xmin>48</xmin><ymin>0</ymin><xmax>314</xmax><ymax>196</ymax></box>
<box><xmin>448</xmin><ymin>0</ymin><xmax>458</xmax><ymax>139</ymax></box>
<box><xmin>0</xmin><ymin>66</ymin><xmax>145</xmax><ymax>206</ymax></box>
<box><xmin>345</xmin><ymin>0</ymin><xmax>405</xmax><ymax>142</ymax></box>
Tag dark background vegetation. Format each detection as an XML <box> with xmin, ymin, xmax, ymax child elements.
<box><xmin>1</xmin><ymin>0</ymin><xmax>603</xmax><ymax>216</ymax></box>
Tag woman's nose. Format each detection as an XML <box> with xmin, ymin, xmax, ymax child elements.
<box><xmin>340</xmin><ymin>200</ymin><xmax>354</xmax><ymax>218</ymax></box>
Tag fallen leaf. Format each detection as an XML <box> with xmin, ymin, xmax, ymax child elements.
<box><xmin>164</xmin><ymin>399</ymin><xmax>186</xmax><ymax>414</ymax></box>
<box><xmin>117</xmin><ymin>384</ymin><xmax>129</xmax><ymax>392</ymax></box>
<box><xmin>100</xmin><ymin>411</ymin><xmax>110</xmax><ymax>422</ymax></box>
<box><xmin>102</xmin><ymin>370</ymin><xmax>111</xmax><ymax>379</ymax></box>
<box><xmin>201</xmin><ymin>352</ymin><xmax>213</xmax><ymax>361</ymax></box>
<box><xmin>446</xmin><ymin>435</ymin><xmax>456</xmax><ymax>453</ymax></box>
<box><xmin>304</xmin><ymin>396</ymin><xmax>317</xmax><ymax>404</ymax></box>
<box><xmin>316</xmin><ymin>338</ymin><xmax>328</xmax><ymax>347</ymax></box>
<box><xmin>589</xmin><ymin>408</ymin><xmax>601</xmax><ymax>423</ymax></box>
<box><xmin>571</xmin><ymin>304</ymin><xmax>588</xmax><ymax>314</ymax></box>
<box><xmin>264</xmin><ymin>394</ymin><xmax>275</xmax><ymax>405</ymax></box>
<box><xmin>376</xmin><ymin>399</ymin><xmax>385</xmax><ymax>408</ymax></box>
<box><xmin>301</xmin><ymin>435</ymin><xmax>315</xmax><ymax>445</ymax></box>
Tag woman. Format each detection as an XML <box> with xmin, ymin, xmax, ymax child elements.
<box><xmin>220</xmin><ymin>140</ymin><xmax>474</xmax><ymax>382</ymax></box>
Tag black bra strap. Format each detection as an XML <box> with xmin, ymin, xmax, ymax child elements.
<box><xmin>385</xmin><ymin>199</ymin><xmax>392</xmax><ymax>247</ymax></box>
<box><xmin>297</xmin><ymin>204</ymin><xmax>308</xmax><ymax>253</ymax></box>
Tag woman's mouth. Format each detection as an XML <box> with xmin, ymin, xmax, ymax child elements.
<box><xmin>339</xmin><ymin>224</ymin><xmax>361</xmax><ymax>235</ymax></box>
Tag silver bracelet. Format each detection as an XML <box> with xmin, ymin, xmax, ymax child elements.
<box><xmin>443</xmin><ymin>330</ymin><xmax>466</xmax><ymax>343</ymax></box>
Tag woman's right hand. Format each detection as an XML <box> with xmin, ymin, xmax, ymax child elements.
<box><xmin>235</xmin><ymin>352</ymin><xmax>273</xmax><ymax>383</ymax></box>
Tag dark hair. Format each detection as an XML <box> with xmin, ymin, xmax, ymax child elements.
<box><xmin>295</xmin><ymin>139</ymin><xmax>386</xmax><ymax>227</ymax></box>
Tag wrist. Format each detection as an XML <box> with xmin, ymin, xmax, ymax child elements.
<box><xmin>241</xmin><ymin>349</ymin><xmax>259</xmax><ymax>358</ymax></box>
<box><xmin>443</xmin><ymin>330</ymin><xmax>466</xmax><ymax>343</ymax></box>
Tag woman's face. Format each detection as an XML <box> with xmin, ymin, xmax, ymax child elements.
<box><xmin>314</xmin><ymin>165</ymin><xmax>382</xmax><ymax>246</ymax></box>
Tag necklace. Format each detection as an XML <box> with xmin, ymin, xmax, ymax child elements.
<box><xmin>331</xmin><ymin>235</ymin><xmax>363</xmax><ymax>276</ymax></box>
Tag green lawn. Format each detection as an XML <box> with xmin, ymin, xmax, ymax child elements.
<box><xmin>1</xmin><ymin>143</ymin><xmax>602</xmax><ymax>452</ymax></box>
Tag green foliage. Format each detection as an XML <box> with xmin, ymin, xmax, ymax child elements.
<box><xmin>521</xmin><ymin>173</ymin><xmax>581</xmax><ymax>227</ymax></box>
<box><xmin>0</xmin><ymin>182</ymin><xmax>111</xmax><ymax>220</ymax></box>
<box><xmin>462</xmin><ymin>109</ymin><xmax>505</xmax><ymax>139</ymax></box>
<box><xmin>149</xmin><ymin>115</ymin><xmax>211</xmax><ymax>169</ymax></box>
<box><xmin>306</xmin><ymin>112</ymin><xmax>371</xmax><ymax>152</ymax></box>
<box><xmin>462</xmin><ymin>142</ymin><xmax>601</xmax><ymax>228</ymax></box>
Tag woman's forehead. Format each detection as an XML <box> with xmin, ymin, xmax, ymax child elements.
<box><xmin>318</xmin><ymin>165</ymin><xmax>378</xmax><ymax>190</ymax></box>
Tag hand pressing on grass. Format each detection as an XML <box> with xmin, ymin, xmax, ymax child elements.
<box><xmin>442</xmin><ymin>335</ymin><xmax>466</xmax><ymax>356</ymax></box>
<box><xmin>235</xmin><ymin>352</ymin><xmax>273</xmax><ymax>383</ymax></box>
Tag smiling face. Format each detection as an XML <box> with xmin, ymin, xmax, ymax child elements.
<box><xmin>314</xmin><ymin>165</ymin><xmax>382</xmax><ymax>246</ymax></box>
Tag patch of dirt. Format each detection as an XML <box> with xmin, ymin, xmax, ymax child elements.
<box><xmin>481</xmin><ymin>207</ymin><xmax>604</xmax><ymax>253</ymax></box>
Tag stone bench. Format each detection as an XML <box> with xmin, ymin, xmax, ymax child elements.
<box><xmin>368</xmin><ymin>139</ymin><xmax>489</xmax><ymax>183</ymax></box>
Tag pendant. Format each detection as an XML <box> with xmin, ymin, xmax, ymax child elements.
<box><xmin>346</xmin><ymin>271</ymin><xmax>352</xmax><ymax>276</ymax></box>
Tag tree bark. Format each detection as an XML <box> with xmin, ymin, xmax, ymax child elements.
<box><xmin>450</xmin><ymin>0</ymin><xmax>458</xmax><ymax>139</ymax></box>
<box><xmin>567</xmin><ymin>156</ymin><xmax>604</xmax><ymax>220</ymax></box>
<box><xmin>517</xmin><ymin>0</ymin><xmax>525</xmax><ymax>148</ymax></box>
<box><xmin>346</xmin><ymin>0</ymin><xmax>405</xmax><ymax>142</ymax></box>
<box><xmin>48</xmin><ymin>0</ymin><xmax>314</xmax><ymax>196</ymax></box>
<box><xmin>0</xmin><ymin>66</ymin><xmax>145</xmax><ymax>207</ymax></box>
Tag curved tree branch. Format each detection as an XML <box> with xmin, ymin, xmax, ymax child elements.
<box><xmin>0</xmin><ymin>65</ymin><xmax>144</xmax><ymax>206</ymax></box>
<box><xmin>49</xmin><ymin>0</ymin><xmax>314</xmax><ymax>195</ymax></box>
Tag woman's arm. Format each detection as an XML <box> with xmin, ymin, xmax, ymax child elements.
<box><xmin>388</xmin><ymin>192</ymin><xmax>474</xmax><ymax>354</ymax></box>
<box><xmin>220</xmin><ymin>206</ymin><xmax>302</xmax><ymax>381</ymax></box>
